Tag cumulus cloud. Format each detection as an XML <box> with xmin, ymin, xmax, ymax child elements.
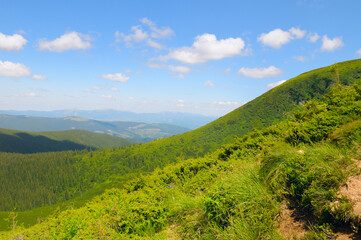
<box><xmin>0</xmin><ymin>33</ymin><xmax>27</xmax><ymax>51</ymax></box>
<box><xmin>357</xmin><ymin>49</ymin><xmax>361</xmax><ymax>56</ymax></box>
<box><xmin>101</xmin><ymin>73</ymin><xmax>129</xmax><ymax>82</ymax></box>
<box><xmin>116</xmin><ymin>18</ymin><xmax>173</xmax><ymax>49</ymax></box>
<box><xmin>204</xmin><ymin>80</ymin><xmax>215</xmax><ymax>87</ymax></box>
<box><xmin>308</xmin><ymin>33</ymin><xmax>320</xmax><ymax>43</ymax></box>
<box><xmin>38</xmin><ymin>31</ymin><xmax>92</xmax><ymax>52</ymax></box>
<box><xmin>168</xmin><ymin>65</ymin><xmax>191</xmax><ymax>73</ymax></box>
<box><xmin>267</xmin><ymin>80</ymin><xmax>287</xmax><ymax>89</ymax></box>
<box><xmin>321</xmin><ymin>35</ymin><xmax>344</xmax><ymax>52</ymax></box>
<box><xmin>162</xmin><ymin>33</ymin><xmax>245</xmax><ymax>64</ymax></box>
<box><xmin>31</xmin><ymin>74</ymin><xmax>47</xmax><ymax>80</ymax></box>
<box><xmin>293</xmin><ymin>56</ymin><xmax>308</xmax><ymax>62</ymax></box>
<box><xmin>289</xmin><ymin>27</ymin><xmax>306</xmax><ymax>39</ymax></box>
<box><xmin>238</xmin><ymin>66</ymin><xmax>283</xmax><ymax>78</ymax></box>
<box><xmin>0</xmin><ymin>60</ymin><xmax>31</xmax><ymax>77</ymax></box>
<box><xmin>258</xmin><ymin>29</ymin><xmax>292</xmax><ymax>48</ymax></box>
<box><xmin>258</xmin><ymin>27</ymin><xmax>306</xmax><ymax>48</ymax></box>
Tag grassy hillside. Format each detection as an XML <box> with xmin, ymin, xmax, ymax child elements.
<box><xmin>3</xmin><ymin>81</ymin><xmax>361</xmax><ymax>239</ymax></box>
<box><xmin>0</xmin><ymin>128</ymin><xmax>133</xmax><ymax>153</ymax></box>
<box><xmin>0</xmin><ymin>115</ymin><xmax>190</xmax><ymax>142</ymax></box>
<box><xmin>1</xmin><ymin>59</ymin><xmax>361</xmax><ymax>231</ymax></box>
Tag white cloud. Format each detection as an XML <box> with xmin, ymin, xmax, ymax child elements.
<box><xmin>212</xmin><ymin>101</ymin><xmax>243</xmax><ymax>106</ymax></box>
<box><xmin>31</xmin><ymin>74</ymin><xmax>47</xmax><ymax>80</ymax></box>
<box><xmin>146</xmin><ymin>39</ymin><xmax>164</xmax><ymax>49</ymax></box>
<box><xmin>109</xmin><ymin>87</ymin><xmax>119</xmax><ymax>92</ymax></box>
<box><xmin>357</xmin><ymin>49</ymin><xmax>361</xmax><ymax>56</ymax></box>
<box><xmin>321</xmin><ymin>35</ymin><xmax>344</xmax><ymax>52</ymax></box>
<box><xmin>168</xmin><ymin>65</ymin><xmax>191</xmax><ymax>73</ymax></box>
<box><xmin>224</xmin><ymin>68</ymin><xmax>231</xmax><ymax>74</ymax></box>
<box><xmin>0</xmin><ymin>33</ymin><xmax>27</xmax><ymax>51</ymax></box>
<box><xmin>0</xmin><ymin>60</ymin><xmax>31</xmax><ymax>77</ymax></box>
<box><xmin>267</xmin><ymin>80</ymin><xmax>287</xmax><ymax>89</ymax></box>
<box><xmin>128</xmin><ymin>96</ymin><xmax>135</xmax><ymax>100</ymax></box>
<box><xmin>147</xmin><ymin>62</ymin><xmax>166</xmax><ymax>69</ymax></box>
<box><xmin>258</xmin><ymin>27</ymin><xmax>306</xmax><ymax>48</ymax></box>
<box><xmin>140</xmin><ymin>18</ymin><xmax>174</xmax><ymax>39</ymax></box>
<box><xmin>101</xmin><ymin>94</ymin><xmax>116</xmax><ymax>99</ymax></box>
<box><xmin>308</xmin><ymin>33</ymin><xmax>320</xmax><ymax>43</ymax></box>
<box><xmin>124</xmin><ymin>69</ymin><xmax>132</xmax><ymax>73</ymax></box>
<box><xmin>238</xmin><ymin>66</ymin><xmax>283</xmax><ymax>78</ymax></box>
<box><xmin>293</xmin><ymin>56</ymin><xmax>308</xmax><ymax>62</ymax></box>
<box><xmin>163</xmin><ymin>33</ymin><xmax>245</xmax><ymax>64</ymax></box>
<box><xmin>93</xmin><ymin>85</ymin><xmax>103</xmax><ymax>90</ymax></box>
<box><xmin>175</xmin><ymin>99</ymin><xmax>185</xmax><ymax>107</ymax></box>
<box><xmin>289</xmin><ymin>27</ymin><xmax>306</xmax><ymax>39</ymax></box>
<box><xmin>17</xmin><ymin>92</ymin><xmax>37</xmax><ymax>97</ymax></box>
<box><xmin>101</xmin><ymin>73</ymin><xmax>129</xmax><ymax>83</ymax></box>
<box><xmin>38</xmin><ymin>31</ymin><xmax>92</xmax><ymax>52</ymax></box>
<box><xmin>147</xmin><ymin>62</ymin><xmax>191</xmax><ymax>74</ymax></box>
<box><xmin>116</xmin><ymin>26</ymin><xmax>148</xmax><ymax>44</ymax></box>
<box><xmin>116</xmin><ymin>18</ymin><xmax>173</xmax><ymax>49</ymax></box>
<box><xmin>258</xmin><ymin>29</ymin><xmax>292</xmax><ymax>48</ymax></box>
<box><xmin>204</xmin><ymin>80</ymin><xmax>215</xmax><ymax>87</ymax></box>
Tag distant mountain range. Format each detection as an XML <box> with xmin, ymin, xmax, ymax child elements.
<box><xmin>0</xmin><ymin>110</ymin><xmax>217</xmax><ymax>129</ymax></box>
<box><xmin>0</xmin><ymin>114</ymin><xmax>190</xmax><ymax>143</ymax></box>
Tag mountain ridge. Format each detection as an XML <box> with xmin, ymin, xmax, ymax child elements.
<box><xmin>0</xmin><ymin>115</ymin><xmax>190</xmax><ymax>143</ymax></box>
<box><xmin>0</xmin><ymin>128</ymin><xmax>134</xmax><ymax>153</ymax></box>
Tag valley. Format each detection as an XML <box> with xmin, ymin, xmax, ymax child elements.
<box><xmin>2</xmin><ymin>60</ymin><xmax>361</xmax><ymax>239</ymax></box>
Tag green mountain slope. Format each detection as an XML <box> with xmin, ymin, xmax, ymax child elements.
<box><xmin>0</xmin><ymin>115</ymin><xmax>190</xmax><ymax>142</ymax></box>
<box><xmin>3</xmin><ymin>79</ymin><xmax>361</xmax><ymax>239</ymax></box>
<box><xmin>1</xmin><ymin>59</ymin><xmax>361</xmax><ymax>230</ymax></box>
<box><xmin>0</xmin><ymin>128</ymin><xmax>133</xmax><ymax>153</ymax></box>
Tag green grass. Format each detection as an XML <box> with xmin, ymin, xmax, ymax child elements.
<box><xmin>2</xmin><ymin>59</ymin><xmax>361</xmax><ymax>238</ymax></box>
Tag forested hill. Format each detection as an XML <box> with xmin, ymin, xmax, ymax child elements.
<box><xmin>190</xmin><ymin>59</ymin><xmax>361</xmax><ymax>148</ymax></box>
<box><xmin>128</xmin><ymin>59</ymin><xmax>361</xmax><ymax>161</ymax></box>
<box><xmin>0</xmin><ymin>128</ymin><xmax>134</xmax><ymax>153</ymax></box>
<box><xmin>5</xmin><ymin>76</ymin><xmax>361</xmax><ymax>239</ymax></box>
<box><xmin>1</xmin><ymin>59</ymin><xmax>361</xmax><ymax>229</ymax></box>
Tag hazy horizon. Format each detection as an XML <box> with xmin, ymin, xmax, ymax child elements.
<box><xmin>1</xmin><ymin>0</ymin><xmax>361</xmax><ymax>116</ymax></box>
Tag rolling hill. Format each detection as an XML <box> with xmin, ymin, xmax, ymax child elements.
<box><xmin>1</xmin><ymin>59</ymin><xmax>361</xmax><ymax>233</ymax></box>
<box><xmin>0</xmin><ymin>110</ymin><xmax>216</xmax><ymax>129</ymax></box>
<box><xmin>3</xmin><ymin>65</ymin><xmax>361</xmax><ymax>238</ymax></box>
<box><xmin>0</xmin><ymin>128</ymin><xmax>134</xmax><ymax>153</ymax></box>
<box><xmin>0</xmin><ymin>115</ymin><xmax>190</xmax><ymax>143</ymax></box>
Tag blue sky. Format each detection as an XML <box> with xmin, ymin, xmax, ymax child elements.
<box><xmin>1</xmin><ymin>0</ymin><xmax>360</xmax><ymax>116</ymax></box>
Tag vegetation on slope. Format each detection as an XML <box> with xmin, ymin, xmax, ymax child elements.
<box><xmin>3</xmin><ymin>80</ymin><xmax>361</xmax><ymax>238</ymax></box>
<box><xmin>0</xmin><ymin>128</ymin><xmax>134</xmax><ymax>153</ymax></box>
<box><xmin>1</xmin><ymin>60</ymin><xmax>361</xmax><ymax>223</ymax></box>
